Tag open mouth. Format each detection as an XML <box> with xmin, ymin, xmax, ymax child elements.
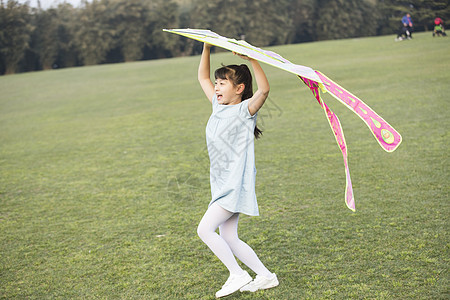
<box><xmin>217</xmin><ymin>94</ymin><xmax>223</xmax><ymax>101</ymax></box>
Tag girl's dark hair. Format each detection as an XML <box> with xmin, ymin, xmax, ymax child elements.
<box><xmin>214</xmin><ymin>64</ymin><xmax>263</xmax><ymax>139</ymax></box>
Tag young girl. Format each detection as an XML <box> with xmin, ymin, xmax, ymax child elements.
<box><xmin>197</xmin><ymin>43</ymin><xmax>278</xmax><ymax>298</ymax></box>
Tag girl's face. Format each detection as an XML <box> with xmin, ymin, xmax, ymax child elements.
<box><xmin>215</xmin><ymin>78</ymin><xmax>243</xmax><ymax>105</ymax></box>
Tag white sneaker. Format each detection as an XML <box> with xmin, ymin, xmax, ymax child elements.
<box><xmin>215</xmin><ymin>271</ymin><xmax>252</xmax><ymax>298</ymax></box>
<box><xmin>240</xmin><ymin>273</ymin><xmax>279</xmax><ymax>292</ymax></box>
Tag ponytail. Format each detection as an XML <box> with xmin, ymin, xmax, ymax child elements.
<box><xmin>254</xmin><ymin>125</ymin><xmax>263</xmax><ymax>139</ymax></box>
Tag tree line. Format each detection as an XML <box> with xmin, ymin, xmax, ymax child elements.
<box><xmin>1</xmin><ymin>0</ymin><xmax>448</xmax><ymax>75</ymax></box>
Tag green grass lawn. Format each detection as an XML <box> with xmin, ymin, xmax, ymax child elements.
<box><xmin>1</xmin><ymin>32</ymin><xmax>448</xmax><ymax>299</ymax></box>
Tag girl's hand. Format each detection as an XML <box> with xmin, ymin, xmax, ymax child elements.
<box><xmin>233</xmin><ymin>52</ymin><xmax>252</xmax><ymax>61</ymax></box>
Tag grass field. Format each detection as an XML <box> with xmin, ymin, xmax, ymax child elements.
<box><xmin>1</xmin><ymin>32</ymin><xmax>449</xmax><ymax>299</ymax></box>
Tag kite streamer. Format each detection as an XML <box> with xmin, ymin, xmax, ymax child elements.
<box><xmin>315</xmin><ymin>71</ymin><xmax>402</xmax><ymax>152</ymax></box>
<box><xmin>164</xmin><ymin>28</ymin><xmax>402</xmax><ymax>211</ymax></box>
<box><xmin>300</xmin><ymin>76</ymin><xmax>355</xmax><ymax>211</ymax></box>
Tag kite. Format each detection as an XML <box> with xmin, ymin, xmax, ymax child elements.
<box><xmin>163</xmin><ymin>28</ymin><xmax>402</xmax><ymax>212</ymax></box>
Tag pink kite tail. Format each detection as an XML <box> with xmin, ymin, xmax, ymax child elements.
<box><xmin>315</xmin><ymin>71</ymin><xmax>402</xmax><ymax>152</ymax></box>
<box><xmin>299</xmin><ymin>76</ymin><xmax>356</xmax><ymax>212</ymax></box>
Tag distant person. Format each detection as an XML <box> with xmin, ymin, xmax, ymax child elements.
<box><xmin>396</xmin><ymin>13</ymin><xmax>413</xmax><ymax>41</ymax></box>
<box><xmin>402</xmin><ymin>13</ymin><xmax>414</xmax><ymax>37</ymax></box>
<box><xmin>433</xmin><ymin>17</ymin><xmax>447</xmax><ymax>37</ymax></box>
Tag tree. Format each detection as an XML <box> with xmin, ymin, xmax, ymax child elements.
<box><xmin>244</xmin><ymin>0</ymin><xmax>293</xmax><ymax>46</ymax></box>
<box><xmin>189</xmin><ymin>0</ymin><xmax>292</xmax><ymax>47</ymax></box>
<box><xmin>0</xmin><ymin>0</ymin><xmax>33</xmax><ymax>74</ymax></box>
<box><xmin>31</xmin><ymin>7</ymin><xmax>61</xmax><ymax>69</ymax></box>
<box><xmin>288</xmin><ymin>0</ymin><xmax>319</xmax><ymax>43</ymax></box>
<box><xmin>315</xmin><ymin>0</ymin><xmax>378</xmax><ymax>41</ymax></box>
<box><xmin>144</xmin><ymin>0</ymin><xmax>179</xmax><ymax>59</ymax></box>
<box><xmin>190</xmin><ymin>0</ymin><xmax>246</xmax><ymax>39</ymax></box>
<box><xmin>73</xmin><ymin>0</ymin><xmax>116</xmax><ymax>65</ymax></box>
<box><xmin>109</xmin><ymin>0</ymin><xmax>148</xmax><ymax>62</ymax></box>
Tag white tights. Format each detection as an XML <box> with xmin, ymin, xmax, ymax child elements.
<box><xmin>197</xmin><ymin>202</ymin><xmax>272</xmax><ymax>277</ymax></box>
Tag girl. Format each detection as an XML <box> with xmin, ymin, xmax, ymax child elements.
<box><xmin>197</xmin><ymin>43</ymin><xmax>278</xmax><ymax>298</ymax></box>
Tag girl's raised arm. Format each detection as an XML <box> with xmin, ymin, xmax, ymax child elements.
<box><xmin>198</xmin><ymin>43</ymin><xmax>215</xmax><ymax>103</ymax></box>
<box><xmin>237</xmin><ymin>55</ymin><xmax>270</xmax><ymax>116</ymax></box>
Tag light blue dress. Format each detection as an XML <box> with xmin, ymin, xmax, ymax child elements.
<box><xmin>206</xmin><ymin>94</ymin><xmax>259</xmax><ymax>216</ymax></box>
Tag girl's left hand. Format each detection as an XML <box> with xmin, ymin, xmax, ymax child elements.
<box><xmin>233</xmin><ymin>52</ymin><xmax>251</xmax><ymax>61</ymax></box>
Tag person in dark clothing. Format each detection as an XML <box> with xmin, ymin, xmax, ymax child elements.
<box><xmin>396</xmin><ymin>13</ymin><xmax>413</xmax><ymax>41</ymax></box>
